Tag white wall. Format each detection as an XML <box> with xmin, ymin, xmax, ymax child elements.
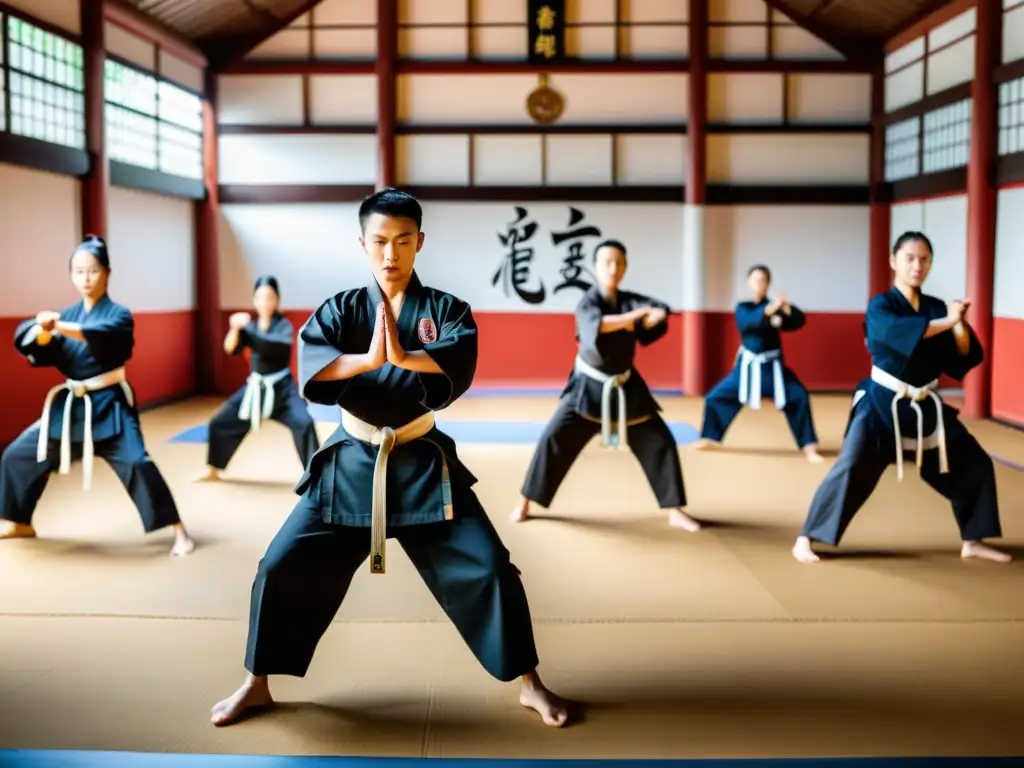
<box><xmin>890</xmin><ymin>195</ymin><xmax>968</xmax><ymax>300</ymax></box>
<box><xmin>107</xmin><ymin>187</ymin><xmax>196</xmax><ymax>313</ymax></box>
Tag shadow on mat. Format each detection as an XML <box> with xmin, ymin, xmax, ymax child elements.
<box><xmin>1</xmin><ymin>536</ymin><xmax>218</xmax><ymax>559</ymax></box>
<box><xmin>700</xmin><ymin>446</ymin><xmax>840</xmax><ymax>459</ymax></box>
<box><xmin>213</xmin><ymin>477</ymin><xmax>298</xmax><ymax>489</ymax></box>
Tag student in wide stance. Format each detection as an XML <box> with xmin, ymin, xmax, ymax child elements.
<box><xmin>510</xmin><ymin>239</ymin><xmax>701</xmax><ymax>533</ymax></box>
<box><xmin>792</xmin><ymin>231</ymin><xmax>1011</xmax><ymax>564</ymax></box>
<box><xmin>197</xmin><ymin>275</ymin><xmax>319</xmax><ymax>481</ymax></box>
<box><xmin>696</xmin><ymin>264</ymin><xmax>824</xmax><ymax>463</ymax></box>
<box><xmin>211</xmin><ymin>189</ymin><xmax>568</xmax><ymax>728</ymax></box>
<box><xmin>0</xmin><ymin>235</ymin><xmax>195</xmax><ymax>556</ymax></box>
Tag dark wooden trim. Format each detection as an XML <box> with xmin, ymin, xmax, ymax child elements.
<box><xmin>706</xmin><ymin>184</ymin><xmax>869</xmax><ymax>205</ymax></box>
<box><xmin>216</xmin><ymin>182</ymin><xmax>871</xmax><ymax>205</ymax></box>
<box><xmin>994</xmin><ymin>56</ymin><xmax>1024</xmax><ymax>85</ymax></box>
<box><xmin>110</xmin><ymin>161</ymin><xmax>205</xmax><ymax>200</ymax></box>
<box><xmin>0</xmin><ymin>132</ymin><xmax>89</xmax><ymax>176</ymax></box>
<box><xmin>216</xmin><ymin>122</ymin><xmax>870</xmax><ymax>136</ymax></box>
<box><xmin>402</xmin><ymin>185</ymin><xmax>684</xmax><ymax>202</ymax></box>
<box><xmin>996</xmin><ymin>152</ymin><xmax>1024</xmax><ymax>186</ymax></box>
<box><xmin>219</xmin><ymin>184</ymin><xmax>375</xmax><ymax>203</ymax></box>
<box><xmin>217</xmin><ymin>57</ymin><xmax>872</xmax><ymax>76</ymax></box>
<box><xmin>219</xmin><ymin>123</ymin><xmax>378</xmax><ymax>135</ymax></box>
<box><xmin>882</xmin><ymin>167</ymin><xmax>968</xmax><ymax>202</ymax></box>
<box><xmin>880</xmin><ymin>82</ymin><xmax>972</xmax><ymax>127</ymax></box>
<box><xmin>707</xmin><ymin>122</ymin><xmax>868</xmax><ymax>134</ymax></box>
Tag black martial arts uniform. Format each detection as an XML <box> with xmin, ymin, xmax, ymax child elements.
<box><xmin>242</xmin><ymin>272</ymin><xmax>539</xmax><ymax>682</ymax></box>
<box><xmin>520</xmin><ymin>286</ymin><xmax>685</xmax><ymax>510</ymax></box>
<box><xmin>800</xmin><ymin>288</ymin><xmax>1002</xmax><ymax>548</ymax></box>
<box><xmin>0</xmin><ymin>295</ymin><xmax>182</xmax><ymax>534</ymax></box>
<box><xmin>207</xmin><ymin>313</ymin><xmax>319</xmax><ymax>471</ymax></box>
<box><xmin>700</xmin><ymin>299</ymin><xmax>818</xmax><ymax>449</ymax></box>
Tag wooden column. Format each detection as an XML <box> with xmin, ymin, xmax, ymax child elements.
<box><xmin>80</xmin><ymin>0</ymin><xmax>107</xmax><ymax>238</ymax></box>
<box><xmin>868</xmin><ymin>62</ymin><xmax>892</xmax><ymax>298</ymax></box>
<box><xmin>963</xmin><ymin>0</ymin><xmax>1001</xmax><ymax>419</ymax></box>
<box><xmin>376</xmin><ymin>0</ymin><xmax>398</xmax><ymax>189</ymax></box>
<box><xmin>682</xmin><ymin>0</ymin><xmax>708</xmax><ymax>396</ymax></box>
<box><xmin>195</xmin><ymin>70</ymin><xmax>223</xmax><ymax>394</ymax></box>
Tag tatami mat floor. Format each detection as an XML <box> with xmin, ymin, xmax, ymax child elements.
<box><xmin>0</xmin><ymin>395</ymin><xmax>1021</xmax><ymax>760</ymax></box>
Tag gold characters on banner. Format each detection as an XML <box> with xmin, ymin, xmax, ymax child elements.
<box><xmin>526</xmin><ymin>73</ymin><xmax>564</xmax><ymax>125</ymax></box>
<box><xmin>533</xmin><ymin>4</ymin><xmax>558</xmax><ymax>59</ymax></box>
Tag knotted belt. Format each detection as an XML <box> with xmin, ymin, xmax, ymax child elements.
<box><xmin>340</xmin><ymin>409</ymin><xmax>452</xmax><ymax>574</ymax></box>
<box><xmin>238</xmin><ymin>367</ymin><xmax>290</xmax><ymax>432</ymax></box>
<box><xmin>737</xmin><ymin>346</ymin><xmax>785</xmax><ymax>410</ymax></box>
<box><xmin>870</xmin><ymin>365</ymin><xmax>948</xmax><ymax>482</ymax></box>
<box><xmin>574</xmin><ymin>355</ymin><xmax>630</xmax><ymax>449</ymax></box>
<box><xmin>37</xmin><ymin>366</ymin><xmax>134</xmax><ymax>490</ymax></box>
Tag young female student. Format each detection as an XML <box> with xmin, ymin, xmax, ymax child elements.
<box><xmin>0</xmin><ymin>235</ymin><xmax>195</xmax><ymax>556</ymax></box>
<box><xmin>198</xmin><ymin>276</ymin><xmax>319</xmax><ymax>481</ymax></box>
<box><xmin>793</xmin><ymin>232</ymin><xmax>1011</xmax><ymax>564</ymax></box>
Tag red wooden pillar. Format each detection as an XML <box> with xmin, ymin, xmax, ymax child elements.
<box><xmin>376</xmin><ymin>0</ymin><xmax>397</xmax><ymax>189</ymax></box>
<box><xmin>963</xmin><ymin>0</ymin><xmax>1001</xmax><ymax>419</ymax></box>
<box><xmin>682</xmin><ymin>0</ymin><xmax>708</xmax><ymax>396</ymax></box>
<box><xmin>868</xmin><ymin>63</ymin><xmax>892</xmax><ymax>298</ymax></box>
<box><xmin>80</xmin><ymin>0</ymin><xmax>107</xmax><ymax>239</ymax></box>
<box><xmin>195</xmin><ymin>70</ymin><xmax>223</xmax><ymax>394</ymax></box>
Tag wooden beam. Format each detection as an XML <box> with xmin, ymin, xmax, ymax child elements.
<box><xmin>758</xmin><ymin>0</ymin><xmax>880</xmax><ymax>62</ymax></box>
<box><xmin>82</xmin><ymin>0</ymin><xmax>108</xmax><ymax>239</ymax></box>
<box><xmin>885</xmin><ymin>0</ymin><xmax>975</xmax><ymax>54</ymax></box>
<box><xmin>212</xmin><ymin>0</ymin><xmax>327</xmax><ymax>69</ymax></box>
<box><xmin>103</xmin><ymin>0</ymin><xmax>206</xmax><ymax>68</ymax></box>
<box><xmin>218</xmin><ymin>58</ymin><xmax>872</xmax><ymax>76</ymax></box>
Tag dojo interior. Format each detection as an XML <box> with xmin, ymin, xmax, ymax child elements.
<box><xmin>0</xmin><ymin>0</ymin><xmax>1023</xmax><ymax>765</ymax></box>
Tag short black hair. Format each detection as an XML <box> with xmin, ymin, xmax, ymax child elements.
<box><xmin>747</xmin><ymin>264</ymin><xmax>771</xmax><ymax>282</ymax></box>
<box><xmin>593</xmin><ymin>238</ymin><xmax>628</xmax><ymax>262</ymax></box>
<box><xmin>892</xmin><ymin>230</ymin><xmax>933</xmax><ymax>256</ymax></box>
<box><xmin>253</xmin><ymin>274</ymin><xmax>280</xmax><ymax>296</ymax></box>
<box><xmin>358</xmin><ymin>188</ymin><xmax>423</xmax><ymax>233</ymax></box>
<box><xmin>72</xmin><ymin>234</ymin><xmax>110</xmax><ymax>270</ymax></box>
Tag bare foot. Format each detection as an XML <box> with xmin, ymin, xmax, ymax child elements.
<box><xmin>519</xmin><ymin>671</ymin><xmax>568</xmax><ymax>727</ymax></box>
<box><xmin>961</xmin><ymin>540</ymin><xmax>1012</xmax><ymax>563</ymax></box>
<box><xmin>803</xmin><ymin>445</ymin><xmax>825</xmax><ymax>464</ymax></box>
<box><xmin>0</xmin><ymin>521</ymin><xmax>37</xmax><ymax>540</ymax></box>
<box><xmin>194</xmin><ymin>466</ymin><xmax>221</xmax><ymax>483</ymax></box>
<box><xmin>510</xmin><ymin>497</ymin><xmax>531</xmax><ymax>523</ymax></box>
<box><xmin>668</xmin><ymin>507</ymin><xmax>701</xmax><ymax>532</ymax></box>
<box><xmin>211</xmin><ymin>674</ymin><xmax>273</xmax><ymax>726</ymax></box>
<box><xmin>693</xmin><ymin>438</ymin><xmax>718</xmax><ymax>451</ymax></box>
<box><xmin>791</xmin><ymin>535</ymin><xmax>820</xmax><ymax>563</ymax></box>
<box><xmin>171</xmin><ymin>523</ymin><xmax>196</xmax><ymax>557</ymax></box>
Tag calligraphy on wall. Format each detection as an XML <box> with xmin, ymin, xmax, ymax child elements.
<box><xmin>527</xmin><ymin>0</ymin><xmax>565</xmax><ymax>63</ymax></box>
<box><xmin>492</xmin><ymin>206</ymin><xmax>602</xmax><ymax>306</ymax></box>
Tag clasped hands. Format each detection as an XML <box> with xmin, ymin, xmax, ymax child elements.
<box><xmin>632</xmin><ymin>305</ymin><xmax>667</xmax><ymax>329</ymax></box>
<box><xmin>229</xmin><ymin>312</ymin><xmax>252</xmax><ymax>330</ymax></box>
<box><xmin>36</xmin><ymin>310</ymin><xmax>61</xmax><ymax>332</ymax></box>
<box><xmin>766</xmin><ymin>293</ymin><xmax>791</xmax><ymax>316</ymax></box>
<box><xmin>946</xmin><ymin>299</ymin><xmax>971</xmax><ymax>324</ymax></box>
<box><xmin>365</xmin><ymin>301</ymin><xmax>408</xmax><ymax>370</ymax></box>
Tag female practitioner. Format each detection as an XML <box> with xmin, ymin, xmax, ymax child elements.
<box><xmin>511</xmin><ymin>239</ymin><xmax>701</xmax><ymax>531</ymax></box>
<box><xmin>197</xmin><ymin>276</ymin><xmax>319</xmax><ymax>481</ymax></box>
<box><xmin>793</xmin><ymin>232</ymin><xmax>1010</xmax><ymax>564</ymax></box>
<box><xmin>696</xmin><ymin>264</ymin><xmax>823</xmax><ymax>463</ymax></box>
<box><xmin>0</xmin><ymin>235</ymin><xmax>195</xmax><ymax>556</ymax></box>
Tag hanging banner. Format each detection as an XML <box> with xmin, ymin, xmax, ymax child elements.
<box><xmin>527</xmin><ymin>0</ymin><xmax>566</xmax><ymax>64</ymax></box>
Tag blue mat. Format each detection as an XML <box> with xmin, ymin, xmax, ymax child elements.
<box><xmin>169</xmin><ymin>413</ymin><xmax>702</xmax><ymax>447</ymax></box>
<box><xmin>0</xmin><ymin>753</ymin><xmax>1017</xmax><ymax>767</ymax></box>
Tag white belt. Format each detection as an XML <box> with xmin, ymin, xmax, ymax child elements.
<box><xmin>37</xmin><ymin>366</ymin><xmax>134</xmax><ymax>491</ymax></box>
<box><xmin>870</xmin><ymin>365</ymin><xmax>948</xmax><ymax>482</ymax></box>
<box><xmin>340</xmin><ymin>409</ymin><xmax>449</xmax><ymax>575</ymax></box>
<box><xmin>574</xmin><ymin>355</ymin><xmax>630</xmax><ymax>449</ymax></box>
<box><xmin>737</xmin><ymin>347</ymin><xmax>785</xmax><ymax>410</ymax></box>
<box><xmin>238</xmin><ymin>367</ymin><xmax>290</xmax><ymax>432</ymax></box>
